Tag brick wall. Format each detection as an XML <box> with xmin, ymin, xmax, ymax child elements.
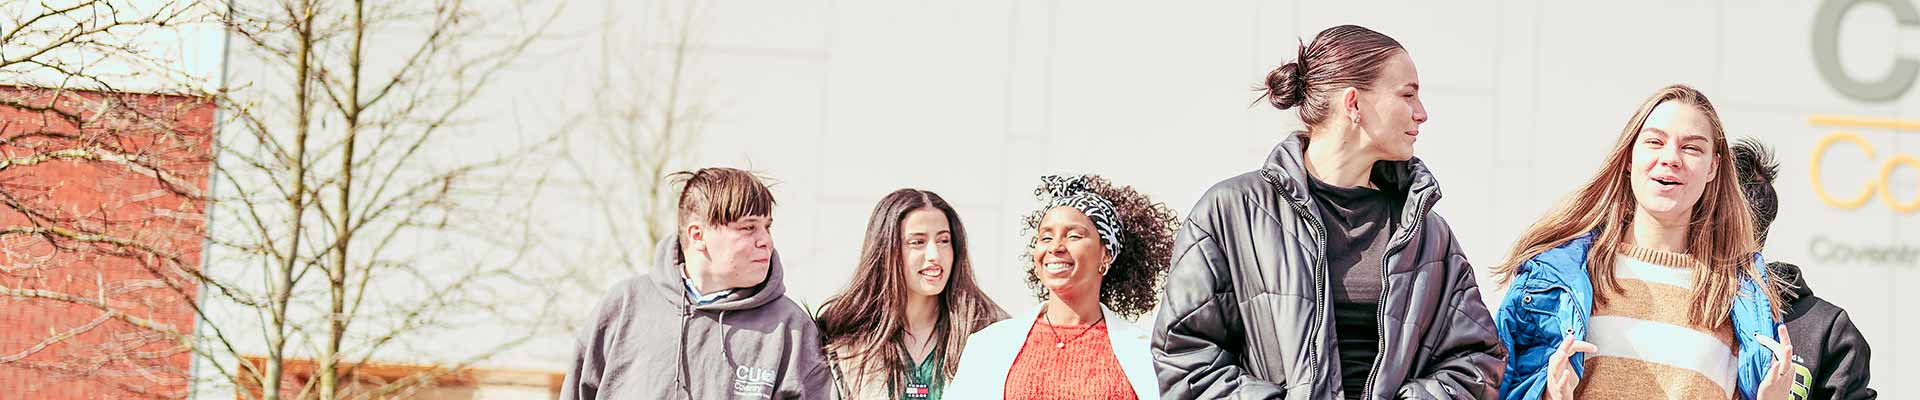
<box><xmin>0</xmin><ymin>86</ymin><xmax>215</xmax><ymax>399</ymax></box>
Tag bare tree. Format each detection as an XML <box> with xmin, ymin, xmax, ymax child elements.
<box><xmin>0</xmin><ymin>0</ymin><xmax>566</xmax><ymax>399</ymax></box>
<box><xmin>0</xmin><ymin>1</ymin><xmax>221</xmax><ymax>398</ymax></box>
<box><xmin>0</xmin><ymin>85</ymin><xmax>216</xmax><ymax>399</ymax></box>
<box><xmin>558</xmin><ymin>0</ymin><xmax>711</xmax><ymax>285</ymax></box>
<box><xmin>205</xmin><ymin>0</ymin><xmax>565</xmax><ymax>398</ymax></box>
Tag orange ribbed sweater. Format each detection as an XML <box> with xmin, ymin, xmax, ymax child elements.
<box><xmin>1001</xmin><ymin>314</ymin><xmax>1138</xmax><ymax>400</ymax></box>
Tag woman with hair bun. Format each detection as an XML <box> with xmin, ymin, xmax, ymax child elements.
<box><xmin>1152</xmin><ymin>24</ymin><xmax>1504</xmax><ymax>399</ymax></box>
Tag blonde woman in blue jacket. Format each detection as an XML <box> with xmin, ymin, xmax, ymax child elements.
<box><xmin>1490</xmin><ymin>85</ymin><xmax>1794</xmax><ymax>400</ymax></box>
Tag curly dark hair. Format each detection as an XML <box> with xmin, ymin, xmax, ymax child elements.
<box><xmin>1020</xmin><ymin>175</ymin><xmax>1179</xmax><ymax>319</ymax></box>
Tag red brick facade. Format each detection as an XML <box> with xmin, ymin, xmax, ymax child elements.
<box><xmin>0</xmin><ymin>87</ymin><xmax>215</xmax><ymax>399</ymax></box>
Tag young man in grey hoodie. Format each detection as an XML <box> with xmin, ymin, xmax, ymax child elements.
<box><xmin>561</xmin><ymin>167</ymin><xmax>831</xmax><ymax>400</ymax></box>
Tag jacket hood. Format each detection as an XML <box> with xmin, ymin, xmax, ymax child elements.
<box><xmin>646</xmin><ymin>233</ymin><xmax>788</xmax><ymax>312</ymax></box>
<box><xmin>1768</xmin><ymin>261</ymin><xmax>1814</xmax><ymax>301</ymax></box>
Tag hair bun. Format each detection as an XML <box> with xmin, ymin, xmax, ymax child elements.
<box><xmin>1264</xmin><ymin>60</ymin><xmax>1306</xmax><ymax>110</ymax></box>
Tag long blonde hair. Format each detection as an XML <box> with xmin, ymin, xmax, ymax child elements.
<box><xmin>1490</xmin><ymin>84</ymin><xmax>1779</xmax><ymax>327</ymax></box>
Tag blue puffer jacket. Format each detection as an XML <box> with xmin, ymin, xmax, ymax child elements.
<box><xmin>1493</xmin><ymin>232</ymin><xmax>1780</xmax><ymax>400</ymax></box>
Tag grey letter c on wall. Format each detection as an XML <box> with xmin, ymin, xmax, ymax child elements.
<box><xmin>1815</xmin><ymin>0</ymin><xmax>1920</xmax><ymax>102</ymax></box>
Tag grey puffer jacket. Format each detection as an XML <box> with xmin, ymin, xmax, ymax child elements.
<box><xmin>1151</xmin><ymin>134</ymin><xmax>1504</xmax><ymax>400</ymax></box>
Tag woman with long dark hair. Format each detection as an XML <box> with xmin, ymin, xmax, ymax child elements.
<box><xmin>816</xmin><ymin>189</ymin><xmax>1008</xmax><ymax>399</ymax></box>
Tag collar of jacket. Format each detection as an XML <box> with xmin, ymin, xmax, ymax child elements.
<box><xmin>944</xmin><ymin>304</ymin><xmax>1161</xmax><ymax>400</ymax></box>
<box><xmin>1512</xmin><ymin>231</ymin><xmax>1782</xmax><ymax>400</ymax></box>
<box><xmin>1260</xmin><ymin>132</ymin><xmax>1445</xmax><ymax>241</ymax></box>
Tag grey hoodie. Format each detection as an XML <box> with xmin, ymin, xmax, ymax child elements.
<box><xmin>560</xmin><ymin>235</ymin><xmax>831</xmax><ymax>400</ymax></box>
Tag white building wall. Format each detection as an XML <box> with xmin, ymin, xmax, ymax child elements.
<box><xmin>592</xmin><ymin>1</ymin><xmax>1916</xmax><ymax>396</ymax></box>
<box><xmin>169</xmin><ymin>0</ymin><xmax>1917</xmax><ymax>398</ymax></box>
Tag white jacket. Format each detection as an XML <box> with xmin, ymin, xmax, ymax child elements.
<box><xmin>945</xmin><ymin>304</ymin><xmax>1160</xmax><ymax>399</ymax></box>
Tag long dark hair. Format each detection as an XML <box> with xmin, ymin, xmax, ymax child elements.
<box><xmin>816</xmin><ymin>189</ymin><xmax>1007</xmax><ymax>394</ymax></box>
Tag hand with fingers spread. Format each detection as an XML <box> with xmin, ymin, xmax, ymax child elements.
<box><xmin>1544</xmin><ymin>337</ymin><xmax>1598</xmax><ymax>400</ymax></box>
<box><xmin>1755</xmin><ymin>326</ymin><xmax>1796</xmax><ymax>400</ymax></box>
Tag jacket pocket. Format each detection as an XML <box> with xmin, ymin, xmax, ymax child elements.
<box><xmin>1513</xmin><ymin>284</ymin><xmax>1570</xmax><ymax>345</ymax></box>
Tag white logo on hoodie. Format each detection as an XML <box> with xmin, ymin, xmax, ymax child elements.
<box><xmin>733</xmin><ymin>365</ymin><xmax>777</xmax><ymax>399</ymax></box>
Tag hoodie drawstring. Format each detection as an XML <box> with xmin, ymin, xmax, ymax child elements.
<box><xmin>677</xmin><ymin>305</ymin><xmax>735</xmax><ymax>399</ymax></box>
<box><xmin>678</xmin><ymin>300</ymin><xmax>694</xmax><ymax>398</ymax></box>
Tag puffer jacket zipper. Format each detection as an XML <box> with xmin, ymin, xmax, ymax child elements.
<box><xmin>1265</xmin><ymin>169</ymin><xmax>1332</xmax><ymax>394</ymax></box>
<box><xmin>1361</xmin><ymin>191</ymin><xmax>1436</xmax><ymax>398</ymax></box>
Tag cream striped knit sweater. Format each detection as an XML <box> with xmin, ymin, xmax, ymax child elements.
<box><xmin>1576</xmin><ymin>245</ymin><xmax>1738</xmax><ymax>399</ymax></box>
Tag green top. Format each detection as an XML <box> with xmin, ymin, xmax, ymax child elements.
<box><xmin>892</xmin><ymin>343</ymin><xmax>944</xmax><ymax>400</ymax></box>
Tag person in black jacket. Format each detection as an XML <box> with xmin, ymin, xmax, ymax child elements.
<box><xmin>1150</xmin><ymin>24</ymin><xmax>1503</xmax><ymax>400</ymax></box>
<box><xmin>1732</xmin><ymin>138</ymin><xmax>1877</xmax><ymax>400</ymax></box>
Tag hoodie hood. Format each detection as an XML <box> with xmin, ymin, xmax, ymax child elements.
<box><xmin>1768</xmin><ymin>261</ymin><xmax>1814</xmax><ymax>300</ymax></box>
<box><xmin>558</xmin><ymin>233</ymin><xmax>831</xmax><ymax>400</ymax></box>
<box><xmin>646</xmin><ymin>233</ymin><xmax>788</xmax><ymax>312</ymax></box>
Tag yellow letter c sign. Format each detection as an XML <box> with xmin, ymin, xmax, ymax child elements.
<box><xmin>1812</xmin><ymin>131</ymin><xmax>1920</xmax><ymax>213</ymax></box>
